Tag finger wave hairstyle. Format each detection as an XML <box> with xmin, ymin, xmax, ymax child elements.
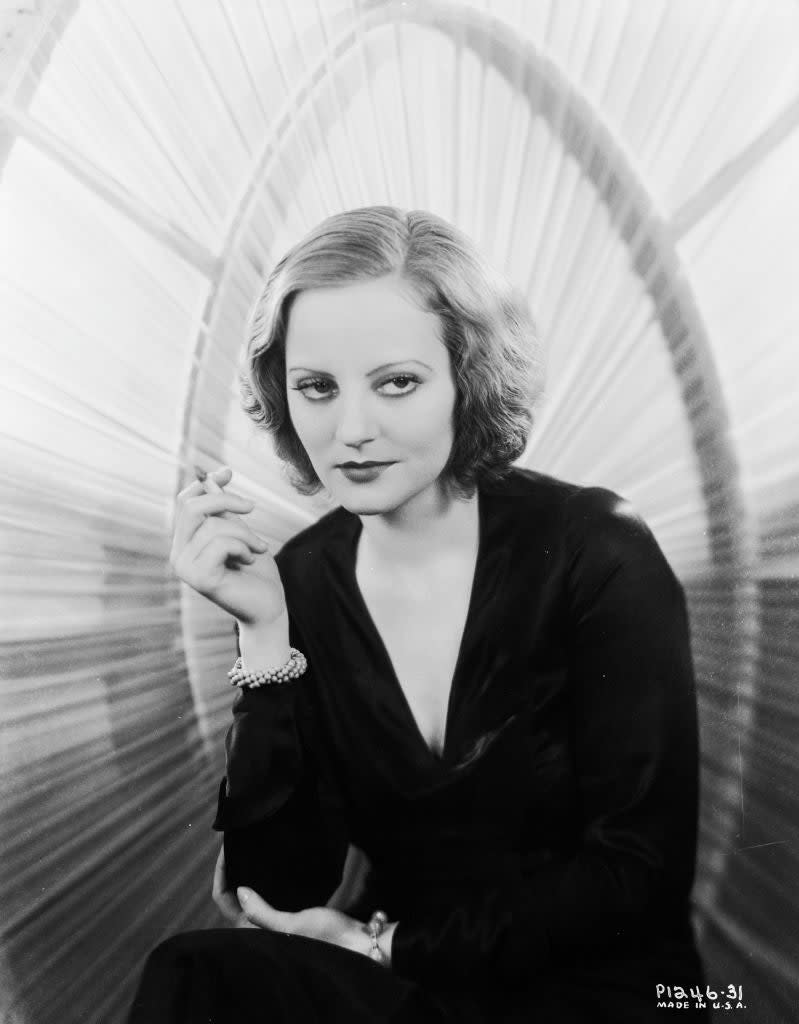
<box><xmin>241</xmin><ymin>206</ymin><xmax>545</xmax><ymax>498</ymax></box>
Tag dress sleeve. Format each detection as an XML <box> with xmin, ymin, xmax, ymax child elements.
<box><xmin>390</xmin><ymin>487</ymin><xmax>701</xmax><ymax>984</ymax></box>
<box><xmin>212</xmin><ymin>612</ymin><xmax>349</xmax><ymax>912</ymax></box>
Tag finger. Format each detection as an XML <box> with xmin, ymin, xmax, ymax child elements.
<box><xmin>176</xmin><ymin>478</ymin><xmax>209</xmax><ymax>504</ymax></box>
<box><xmin>203</xmin><ymin>472</ymin><xmax>226</xmax><ymax>495</ymax></box>
<box><xmin>188</xmin><ymin>501</ymin><xmax>270</xmax><ymax>552</ymax></box>
<box><xmin>172</xmin><ymin>493</ymin><xmax>256</xmax><ymax>553</ymax></box>
<box><xmin>202</xmin><ymin>469</ymin><xmax>241</xmax><ymax>517</ymax></box>
<box><xmin>212</xmin><ymin>843</ymin><xmax>226</xmax><ymax>896</ymax></box>
<box><xmin>237</xmin><ymin>888</ymin><xmax>296</xmax><ymax>933</ymax></box>
<box><xmin>214</xmin><ymin>888</ymin><xmax>244</xmax><ymax>924</ymax></box>
<box><xmin>175</xmin><ymin>535</ymin><xmax>257</xmax><ymax>590</ymax></box>
<box><xmin>187</xmin><ymin>492</ymin><xmax>256</xmax><ymax>518</ymax></box>
<box><xmin>187</xmin><ymin>517</ymin><xmax>269</xmax><ymax>559</ymax></box>
<box><xmin>196</xmin><ymin>470</ymin><xmax>239</xmax><ymax>526</ymax></box>
<box><xmin>206</xmin><ymin>466</ymin><xmax>233</xmax><ymax>487</ymax></box>
<box><xmin>191</xmin><ymin>537</ymin><xmax>257</xmax><ymax>577</ymax></box>
<box><xmin>211</xmin><ymin>846</ymin><xmax>243</xmax><ymax>924</ymax></box>
<box><xmin>176</xmin><ymin>466</ymin><xmax>232</xmax><ymax>506</ymax></box>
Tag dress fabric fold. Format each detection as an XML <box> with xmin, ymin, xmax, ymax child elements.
<box><xmin>128</xmin><ymin>467</ymin><xmax>709</xmax><ymax>1022</ymax></box>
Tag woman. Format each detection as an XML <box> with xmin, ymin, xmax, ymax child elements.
<box><xmin>128</xmin><ymin>207</ymin><xmax>707</xmax><ymax>1022</ymax></box>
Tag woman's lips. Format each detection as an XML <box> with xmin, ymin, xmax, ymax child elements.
<box><xmin>337</xmin><ymin>462</ymin><xmax>395</xmax><ymax>482</ymax></box>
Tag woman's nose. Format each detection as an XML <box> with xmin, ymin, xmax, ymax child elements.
<box><xmin>334</xmin><ymin>393</ymin><xmax>377</xmax><ymax>445</ymax></box>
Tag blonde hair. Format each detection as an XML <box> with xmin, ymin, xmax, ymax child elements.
<box><xmin>241</xmin><ymin>206</ymin><xmax>544</xmax><ymax>497</ymax></box>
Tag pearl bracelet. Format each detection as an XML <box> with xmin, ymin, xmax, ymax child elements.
<box><xmin>227</xmin><ymin>648</ymin><xmax>307</xmax><ymax>688</ymax></box>
<box><xmin>366</xmin><ymin>910</ymin><xmax>389</xmax><ymax>966</ymax></box>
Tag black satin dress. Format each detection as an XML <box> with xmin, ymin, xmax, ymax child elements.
<box><xmin>128</xmin><ymin>468</ymin><xmax>708</xmax><ymax>1022</ymax></box>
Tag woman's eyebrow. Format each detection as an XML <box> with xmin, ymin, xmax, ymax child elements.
<box><xmin>287</xmin><ymin>359</ymin><xmax>433</xmax><ymax>375</ymax></box>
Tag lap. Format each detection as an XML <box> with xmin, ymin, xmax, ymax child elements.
<box><xmin>127</xmin><ymin>927</ymin><xmax>602</xmax><ymax>1024</ymax></box>
<box><xmin>127</xmin><ymin>927</ymin><xmax>450</xmax><ymax>1024</ymax></box>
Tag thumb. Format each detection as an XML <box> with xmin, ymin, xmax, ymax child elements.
<box><xmin>237</xmin><ymin>887</ymin><xmax>292</xmax><ymax>933</ymax></box>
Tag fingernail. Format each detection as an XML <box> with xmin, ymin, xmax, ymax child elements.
<box><xmin>237</xmin><ymin>886</ymin><xmax>251</xmax><ymax>904</ymax></box>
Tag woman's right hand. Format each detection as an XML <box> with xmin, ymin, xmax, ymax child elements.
<box><xmin>169</xmin><ymin>466</ymin><xmax>286</xmax><ymax>630</ymax></box>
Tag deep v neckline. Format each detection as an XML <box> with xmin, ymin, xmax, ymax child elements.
<box><xmin>345</xmin><ymin>488</ymin><xmax>487</xmax><ymax>764</ymax></box>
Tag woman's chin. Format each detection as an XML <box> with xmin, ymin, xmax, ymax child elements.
<box><xmin>330</xmin><ymin>483</ymin><xmax>406</xmax><ymax>516</ymax></box>
<box><xmin>327</xmin><ymin>469</ymin><xmax>447</xmax><ymax>517</ymax></box>
<box><xmin>336</xmin><ymin>494</ymin><xmax>395</xmax><ymax>516</ymax></box>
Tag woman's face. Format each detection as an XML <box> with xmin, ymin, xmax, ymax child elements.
<box><xmin>285</xmin><ymin>275</ymin><xmax>457</xmax><ymax>515</ymax></box>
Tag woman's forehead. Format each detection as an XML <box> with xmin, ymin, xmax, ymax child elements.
<box><xmin>285</xmin><ymin>278</ymin><xmax>446</xmax><ymax>367</ymax></box>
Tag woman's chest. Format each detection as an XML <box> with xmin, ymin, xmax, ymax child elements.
<box><xmin>310</xmin><ymin>649</ymin><xmax>579</xmax><ymax>861</ymax></box>
<box><xmin>355</xmin><ymin>565</ymin><xmax>474</xmax><ymax>758</ymax></box>
<box><xmin>301</xmin><ymin>548</ymin><xmax>580</xmax><ymax>850</ymax></box>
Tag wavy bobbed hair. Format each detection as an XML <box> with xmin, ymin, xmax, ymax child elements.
<box><xmin>241</xmin><ymin>206</ymin><xmax>545</xmax><ymax>499</ymax></box>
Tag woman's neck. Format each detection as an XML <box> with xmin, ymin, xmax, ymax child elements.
<box><xmin>356</xmin><ymin>480</ymin><xmax>479</xmax><ymax>572</ymax></box>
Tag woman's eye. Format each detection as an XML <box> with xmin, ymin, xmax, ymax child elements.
<box><xmin>377</xmin><ymin>375</ymin><xmax>420</xmax><ymax>396</ymax></box>
<box><xmin>291</xmin><ymin>379</ymin><xmax>335</xmax><ymax>400</ymax></box>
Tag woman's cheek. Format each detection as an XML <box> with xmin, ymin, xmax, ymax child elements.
<box><xmin>288</xmin><ymin>401</ymin><xmax>324</xmax><ymax>452</ymax></box>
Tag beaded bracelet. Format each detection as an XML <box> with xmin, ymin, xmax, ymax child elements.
<box><xmin>366</xmin><ymin>910</ymin><xmax>389</xmax><ymax>966</ymax></box>
<box><xmin>227</xmin><ymin>648</ymin><xmax>307</xmax><ymax>688</ymax></box>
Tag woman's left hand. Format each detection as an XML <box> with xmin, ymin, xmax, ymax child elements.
<box><xmin>236</xmin><ymin>886</ymin><xmax>370</xmax><ymax>956</ymax></box>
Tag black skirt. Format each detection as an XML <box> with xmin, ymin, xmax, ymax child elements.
<box><xmin>125</xmin><ymin>926</ymin><xmax>605</xmax><ymax>1024</ymax></box>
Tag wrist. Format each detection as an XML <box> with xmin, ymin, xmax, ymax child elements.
<box><xmin>357</xmin><ymin>912</ymin><xmax>396</xmax><ymax>968</ymax></box>
<box><xmin>351</xmin><ymin>922</ymin><xmax>373</xmax><ymax>958</ymax></box>
<box><xmin>237</xmin><ymin>613</ymin><xmax>290</xmax><ymax>671</ymax></box>
<box><xmin>378</xmin><ymin>921</ymin><xmax>397</xmax><ymax>965</ymax></box>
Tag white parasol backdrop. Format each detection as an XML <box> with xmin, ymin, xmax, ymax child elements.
<box><xmin>1</xmin><ymin>2</ymin><xmax>798</xmax><ymax>1021</ymax></box>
